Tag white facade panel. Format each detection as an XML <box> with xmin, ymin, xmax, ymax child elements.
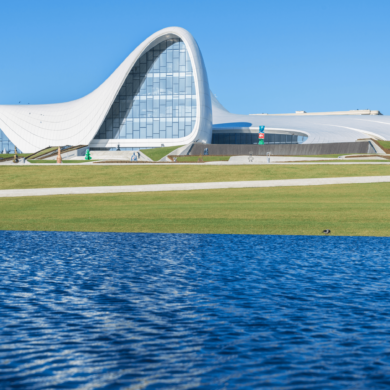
<box><xmin>210</xmin><ymin>92</ymin><xmax>390</xmax><ymax>143</ymax></box>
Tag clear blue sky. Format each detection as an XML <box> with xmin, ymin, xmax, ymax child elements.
<box><xmin>0</xmin><ymin>0</ymin><xmax>388</xmax><ymax>115</ymax></box>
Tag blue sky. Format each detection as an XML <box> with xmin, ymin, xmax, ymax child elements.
<box><xmin>0</xmin><ymin>0</ymin><xmax>388</xmax><ymax>114</ymax></box>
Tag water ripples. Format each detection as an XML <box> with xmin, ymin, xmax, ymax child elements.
<box><xmin>1</xmin><ymin>231</ymin><xmax>390</xmax><ymax>389</ymax></box>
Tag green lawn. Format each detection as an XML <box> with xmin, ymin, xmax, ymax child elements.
<box><xmin>141</xmin><ymin>145</ymin><xmax>183</xmax><ymax>161</ymax></box>
<box><xmin>1</xmin><ymin>183</ymin><xmax>390</xmax><ymax>236</ymax></box>
<box><xmin>1</xmin><ymin>164</ymin><xmax>390</xmax><ymax>190</ymax></box>
<box><xmin>377</xmin><ymin>140</ymin><xmax>390</xmax><ymax>151</ymax></box>
<box><xmin>28</xmin><ymin>147</ymin><xmax>58</xmax><ymax>159</ymax></box>
<box><xmin>0</xmin><ymin>153</ymin><xmax>31</xmax><ymax>158</ymax></box>
<box><xmin>284</xmin><ymin>159</ymin><xmax>389</xmax><ymax>163</ymax></box>
<box><xmin>284</xmin><ymin>154</ymin><xmax>359</xmax><ymax>158</ymax></box>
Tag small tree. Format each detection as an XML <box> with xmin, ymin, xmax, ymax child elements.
<box><xmin>85</xmin><ymin>149</ymin><xmax>92</xmax><ymax>160</ymax></box>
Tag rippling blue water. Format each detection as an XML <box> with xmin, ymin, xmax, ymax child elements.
<box><xmin>1</xmin><ymin>231</ymin><xmax>390</xmax><ymax>389</ymax></box>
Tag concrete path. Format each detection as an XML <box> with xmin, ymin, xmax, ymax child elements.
<box><xmin>2</xmin><ymin>160</ymin><xmax>390</xmax><ymax>166</ymax></box>
<box><xmin>229</xmin><ymin>156</ymin><xmax>388</xmax><ymax>163</ymax></box>
<box><xmin>1</xmin><ymin>176</ymin><xmax>390</xmax><ymax>198</ymax></box>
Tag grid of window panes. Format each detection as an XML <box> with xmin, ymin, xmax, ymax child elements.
<box><xmin>211</xmin><ymin>133</ymin><xmax>308</xmax><ymax>144</ymax></box>
<box><xmin>94</xmin><ymin>38</ymin><xmax>197</xmax><ymax>141</ymax></box>
<box><xmin>0</xmin><ymin>128</ymin><xmax>22</xmax><ymax>153</ymax></box>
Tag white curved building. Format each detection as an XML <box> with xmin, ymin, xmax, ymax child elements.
<box><xmin>0</xmin><ymin>27</ymin><xmax>212</xmax><ymax>153</ymax></box>
<box><xmin>211</xmin><ymin>93</ymin><xmax>390</xmax><ymax>145</ymax></box>
<box><xmin>0</xmin><ymin>27</ymin><xmax>389</xmax><ymax>153</ymax></box>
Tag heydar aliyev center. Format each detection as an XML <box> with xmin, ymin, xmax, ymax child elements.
<box><xmin>0</xmin><ymin>26</ymin><xmax>389</xmax><ymax>153</ymax></box>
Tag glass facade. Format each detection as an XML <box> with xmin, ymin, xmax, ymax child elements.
<box><xmin>212</xmin><ymin>133</ymin><xmax>308</xmax><ymax>145</ymax></box>
<box><xmin>0</xmin><ymin>128</ymin><xmax>21</xmax><ymax>153</ymax></box>
<box><xmin>94</xmin><ymin>38</ymin><xmax>197</xmax><ymax>141</ymax></box>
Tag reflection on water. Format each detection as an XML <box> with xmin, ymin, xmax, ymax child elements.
<box><xmin>1</xmin><ymin>231</ymin><xmax>390</xmax><ymax>389</ymax></box>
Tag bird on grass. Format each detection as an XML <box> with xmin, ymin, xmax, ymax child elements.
<box><xmin>322</xmin><ymin>229</ymin><xmax>331</xmax><ymax>234</ymax></box>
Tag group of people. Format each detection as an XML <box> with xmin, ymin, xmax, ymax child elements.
<box><xmin>131</xmin><ymin>152</ymin><xmax>141</xmax><ymax>161</ymax></box>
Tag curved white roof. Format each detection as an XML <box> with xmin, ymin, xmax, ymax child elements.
<box><xmin>0</xmin><ymin>27</ymin><xmax>212</xmax><ymax>152</ymax></box>
<box><xmin>211</xmin><ymin>93</ymin><xmax>390</xmax><ymax>143</ymax></box>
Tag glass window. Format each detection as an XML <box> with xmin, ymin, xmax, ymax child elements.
<box><xmin>173</xmin><ymin>121</ymin><xmax>179</xmax><ymax>137</ymax></box>
<box><xmin>173</xmin><ymin>57</ymin><xmax>179</xmax><ymax>72</ymax></box>
<box><xmin>210</xmin><ymin>133</ymin><xmax>304</xmax><ymax>145</ymax></box>
<box><xmin>147</xmin><ymin>123</ymin><xmax>153</xmax><ymax>137</ymax></box>
<box><xmin>93</xmin><ymin>38</ymin><xmax>197</xmax><ymax>140</ymax></box>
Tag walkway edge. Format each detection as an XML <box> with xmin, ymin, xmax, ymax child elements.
<box><xmin>1</xmin><ymin>176</ymin><xmax>390</xmax><ymax>198</ymax></box>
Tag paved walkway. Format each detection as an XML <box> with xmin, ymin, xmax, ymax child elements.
<box><xmin>1</xmin><ymin>176</ymin><xmax>390</xmax><ymax>198</ymax></box>
<box><xmin>2</xmin><ymin>160</ymin><xmax>390</xmax><ymax>166</ymax></box>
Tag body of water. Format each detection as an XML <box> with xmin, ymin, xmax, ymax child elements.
<box><xmin>1</xmin><ymin>231</ymin><xmax>390</xmax><ymax>389</ymax></box>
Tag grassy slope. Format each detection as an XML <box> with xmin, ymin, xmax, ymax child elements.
<box><xmin>141</xmin><ymin>145</ymin><xmax>183</xmax><ymax>161</ymax></box>
<box><xmin>377</xmin><ymin>140</ymin><xmax>390</xmax><ymax>151</ymax></box>
<box><xmin>29</xmin><ymin>147</ymin><xmax>58</xmax><ymax>158</ymax></box>
<box><xmin>0</xmin><ymin>154</ymin><xmax>31</xmax><ymax>158</ymax></box>
<box><xmin>1</xmin><ymin>183</ymin><xmax>390</xmax><ymax>236</ymax></box>
<box><xmin>295</xmin><ymin>154</ymin><xmax>357</xmax><ymax>158</ymax></box>
<box><xmin>1</xmin><ymin>165</ymin><xmax>390</xmax><ymax>190</ymax></box>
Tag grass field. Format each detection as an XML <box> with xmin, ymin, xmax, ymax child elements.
<box><xmin>28</xmin><ymin>147</ymin><xmax>58</xmax><ymax>159</ymax></box>
<box><xmin>141</xmin><ymin>145</ymin><xmax>183</xmax><ymax>161</ymax></box>
<box><xmin>294</xmin><ymin>154</ymin><xmax>360</xmax><ymax>158</ymax></box>
<box><xmin>1</xmin><ymin>164</ymin><xmax>390</xmax><ymax>190</ymax></box>
<box><xmin>1</xmin><ymin>183</ymin><xmax>390</xmax><ymax>236</ymax></box>
<box><xmin>377</xmin><ymin>140</ymin><xmax>390</xmax><ymax>152</ymax></box>
<box><xmin>285</xmin><ymin>159</ymin><xmax>389</xmax><ymax>163</ymax></box>
<box><xmin>0</xmin><ymin>153</ymin><xmax>31</xmax><ymax>158</ymax></box>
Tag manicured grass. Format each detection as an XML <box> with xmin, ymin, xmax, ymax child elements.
<box><xmin>284</xmin><ymin>159</ymin><xmax>389</xmax><ymax>163</ymax></box>
<box><xmin>0</xmin><ymin>153</ymin><xmax>31</xmax><ymax>158</ymax></box>
<box><xmin>175</xmin><ymin>156</ymin><xmax>231</xmax><ymax>162</ymax></box>
<box><xmin>28</xmin><ymin>160</ymin><xmax>95</xmax><ymax>164</ymax></box>
<box><xmin>2</xmin><ymin>165</ymin><xmax>390</xmax><ymax>190</ymax></box>
<box><xmin>1</xmin><ymin>183</ymin><xmax>390</xmax><ymax>236</ymax></box>
<box><xmin>289</xmin><ymin>154</ymin><xmax>357</xmax><ymax>158</ymax></box>
<box><xmin>29</xmin><ymin>147</ymin><xmax>58</xmax><ymax>158</ymax></box>
<box><xmin>377</xmin><ymin>140</ymin><xmax>390</xmax><ymax>151</ymax></box>
<box><xmin>376</xmin><ymin>141</ymin><xmax>390</xmax><ymax>153</ymax></box>
<box><xmin>141</xmin><ymin>145</ymin><xmax>183</xmax><ymax>161</ymax></box>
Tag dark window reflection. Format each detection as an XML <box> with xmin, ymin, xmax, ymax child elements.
<box><xmin>211</xmin><ymin>133</ymin><xmax>308</xmax><ymax>144</ymax></box>
<box><xmin>0</xmin><ymin>129</ymin><xmax>22</xmax><ymax>153</ymax></box>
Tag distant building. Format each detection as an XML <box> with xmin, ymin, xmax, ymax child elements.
<box><xmin>0</xmin><ymin>27</ymin><xmax>389</xmax><ymax>153</ymax></box>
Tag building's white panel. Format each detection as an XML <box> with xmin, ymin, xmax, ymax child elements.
<box><xmin>210</xmin><ymin>92</ymin><xmax>390</xmax><ymax>143</ymax></box>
